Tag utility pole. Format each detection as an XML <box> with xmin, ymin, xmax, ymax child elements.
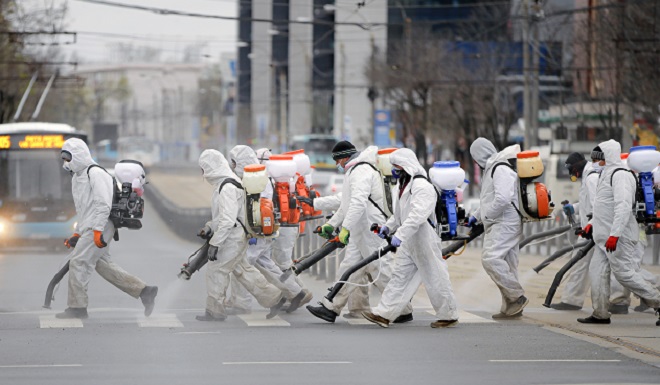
<box><xmin>280</xmin><ymin>69</ymin><xmax>288</xmax><ymax>152</ymax></box>
<box><xmin>339</xmin><ymin>42</ymin><xmax>346</xmax><ymax>140</ymax></box>
<box><xmin>531</xmin><ymin>8</ymin><xmax>541</xmax><ymax>148</ymax></box>
<box><xmin>522</xmin><ymin>0</ymin><xmax>532</xmax><ymax>149</ymax></box>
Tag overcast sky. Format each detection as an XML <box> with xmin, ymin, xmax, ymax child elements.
<box><xmin>23</xmin><ymin>0</ymin><xmax>238</xmax><ymax>64</ymax></box>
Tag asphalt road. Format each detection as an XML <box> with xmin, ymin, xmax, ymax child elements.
<box><xmin>1</xmin><ymin>203</ymin><xmax>659</xmax><ymax>385</ymax></box>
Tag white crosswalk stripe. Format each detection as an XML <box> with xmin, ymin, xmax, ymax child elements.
<box><xmin>39</xmin><ymin>315</ymin><xmax>83</xmax><ymax>328</ymax></box>
<box><xmin>237</xmin><ymin>312</ymin><xmax>290</xmax><ymax>327</ymax></box>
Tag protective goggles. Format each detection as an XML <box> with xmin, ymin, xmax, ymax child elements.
<box><xmin>61</xmin><ymin>150</ymin><xmax>72</xmax><ymax>162</ymax></box>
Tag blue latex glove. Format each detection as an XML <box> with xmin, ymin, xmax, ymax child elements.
<box><xmin>563</xmin><ymin>203</ymin><xmax>574</xmax><ymax>217</ymax></box>
<box><xmin>467</xmin><ymin>216</ymin><xmax>477</xmax><ymax>227</ymax></box>
<box><xmin>378</xmin><ymin>226</ymin><xmax>389</xmax><ymax>239</ymax></box>
<box><xmin>248</xmin><ymin>238</ymin><xmax>257</xmax><ymax>246</ymax></box>
<box><xmin>391</xmin><ymin>236</ymin><xmax>402</xmax><ymax>247</ymax></box>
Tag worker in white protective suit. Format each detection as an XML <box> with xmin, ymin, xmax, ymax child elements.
<box><xmin>607</xmin><ymin>153</ymin><xmax>660</xmax><ymax>314</ymax></box>
<box><xmin>469</xmin><ymin>138</ymin><xmax>528</xmax><ymax>319</ymax></box>
<box><xmin>578</xmin><ymin>139</ymin><xmax>660</xmax><ymax>325</ymax></box>
<box><xmin>56</xmin><ymin>138</ymin><xmax>158</xmax><ymax>319</ymax></box>
<box><xmin>551</xmin><ymin>149</ymin><xmax>601</xmax><ymax>310</ymax></box>
<box><xmin>227</xmin><ymin>145</ymin><xmax>312</xmax><ymax>313</ymax></box>
<box><xmin>307</xmin><ymin>141</ymin><xmax>412</xmax><ymax>323</ymax></box>
<box><xmin>362</xmin><ymin>148</ymin><xmax>459</xmax><ymax>328</ymax></box>
<box><xmin>196</xmin><ymin>149</ymin><xmax>285</xmax><ymax>321</ymax></box>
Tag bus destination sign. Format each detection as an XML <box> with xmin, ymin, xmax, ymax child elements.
<box><xmin>0</xmin><ymin>134</ymin><xmax>67</xmax><ymax>150</ymax></box>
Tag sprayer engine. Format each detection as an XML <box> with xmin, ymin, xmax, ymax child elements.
<box><xmin>245</xmin><ymin>194</ymin><xmax>278</xmax><ymax>237</ymax></box>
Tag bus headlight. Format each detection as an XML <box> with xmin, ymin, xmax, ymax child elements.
<box><xmin>72</xmin><ymin>221</ymin><xmax>78</xmax><ymax>230</ymax></box>
<box><xmin>0</xmin><ymin>221</ymin><xmax>5</xmax><ymax>234</ymax></box>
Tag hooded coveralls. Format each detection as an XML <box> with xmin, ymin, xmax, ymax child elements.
<box><xmin>199</xmin><ymin>149</ymin><xmax>282</xmax><ymax>317</ymax></box>
<box><xmin>469</xmin><ymin>138</ymin><xmax>525</xmax><ymax>313</ymax></box>
<box><xmin>371</xmin><ymin>149</ymin><xmax>459</xmax><ymax>321</ymax></box>
<box><xmin>587</xmin><ymin>140</ymin><xmax>660</xmax><ymax>319</ymax></box>
<box><xmin>321</xmin><ymin>146</ymin><xmax>411</xmax><ymax>316</ymax></box>
<box><xmin>228</xmin><ymin>145</ymin><xmax>306</xmax><ymax>301</ymax></box>
<box><xmin>61</xmin><ymin>138</ymin><xmax>146</xmax><ymax>309</ymax></box>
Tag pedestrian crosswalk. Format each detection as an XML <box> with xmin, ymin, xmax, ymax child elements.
<box><xmin>24</xmin><ymin>308</ymin><xmax>505</xmax><ymax>329</ymax></box>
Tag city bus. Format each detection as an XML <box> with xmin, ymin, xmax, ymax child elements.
<box><xmin>0</xmin><ymin>123</ymin><xmax>87</xmax><ymax>250</ymax></box>
<box><xmin>291</xmin><ymin>134</ymin><xmax>338</xmax><ymax>171</ymax></box>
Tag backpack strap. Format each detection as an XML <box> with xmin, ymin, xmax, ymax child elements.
<box><xmin>412</xmin><ymin>175</ymin><xmax>440</xmax><ymax>229</ymax></box>
<box><xmin>218</xmin><ymin>178</ymin><xmax>249</xmax><ymax>236</ymax></box>
<box><xmin>489</xmin><ymin>162</ymin><xmax>524</xmax><ymax>222</ymax></box>
<box><xmin>490</xmin><ymin>161</ymin><xmax>515</xmax><ymax>179</ymax></box>
<box><xmin>610</xmin><ymin>167</ymin><xmax>636</xmax><ymax>186</ymax></box>
<box><xmin>351</xmin><ymin>161</ymin><xmax>388</xmax><ymax>219</ymax></box>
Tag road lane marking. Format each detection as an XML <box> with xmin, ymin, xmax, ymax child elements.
<box><xmin>489</xmin><ymin>360</ymin><xmax>621</xmax><ymax>362</ymax></box>
<box><xmin>237</xmin><ymin>313</ymin><xmax>290</xmax><ymax>327</ymax></box>
<box><xmin>137</xmin><ymin>314</ymin><xmax>183</xmax><ymax>328</ymax></box>
<box><xmin>0</xmin><ymin>364</ymin><xmax>82</xmax><ymax>368</ymax></box>
<box><xmin>223</xmin><ymin>361</ymin><xmax>352</xmax><ymax>365</ymax></box>
<box><xmin>427</xmin><ymin>310</ymin><xmax>495</xmax><ymax>323</ymax></box>
<box><xmin>39</xmin><ymin>316</ymin><xmax>83</xmax><ymax>328</ymax></box>
<box><xmin>176</xmin><ymin>332</ymin><xmax>223</xmax><ymax>335</ymax></box>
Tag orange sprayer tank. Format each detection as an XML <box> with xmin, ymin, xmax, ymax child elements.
<box><xmin>267</xmin><ymin>154</ymin><xmax>299</xmax><ymax>226</ymax></box>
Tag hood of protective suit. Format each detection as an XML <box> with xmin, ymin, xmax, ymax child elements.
<box><xmin>61</xmin><ymin>138</ymin><xmax>95</xmax><ymax>174</ymax></box>
<box><xmin>487</xmin><ymin>144</ymin><xmax>521</xmax><ymax>170</ymax></box>
<box><xmin>390</xmin><ymin>148</ymin><xmax>427</xmax><ymax>177</ymax></box>
<box><xmin>256</xmin><ymin>148</ymin><xmax>272</xmax><ymax>165</ymax></box>
<box><xmin>346</xmin><ymin>145</ymin><xmax>377</xmax><ymax>170</ymax></box>
<box><xmin>599</xmin><ymin>139</ymin><xmax>623</xmax><ymax>167</ymax></box>
<box><xmin>229</xmin><ymin>145</ymin><xmax>258</xmax><ymax>178</ymax></box>
<box><xmin>470</xmin><ymin>138</ymin><xmax>497</xmax><ymax>169</ymax></box>
<box><xmin>199</xmin><ymin>149</ymin><xmax>236</xmax><ymax>186</ymax></box>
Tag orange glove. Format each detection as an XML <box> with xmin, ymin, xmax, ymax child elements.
<box><xmin>605</xmin><ymin>236</ymin><xmax>619</xmax><ymax>252</ymax></box>
<box><xmin>64</xmin><ymin>233</ymin><xmax>80</xmax><ymax>249</ymax></box>
<box><xmin>94</xmin><ymin>230</ymin><xmax>108</xmax><ymax>248</ymax></box>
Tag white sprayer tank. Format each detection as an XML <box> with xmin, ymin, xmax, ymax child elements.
<box><xmin>377</xmin><ymin>148</ymin><xmax>397</xmax><ymax>176</ymax></box>
<box><xmin>242</xmin><ymin>164</ymin><xmax>269</xmax><ymax>194</ymax></box>
<box><xmin>284</xmin><ymin>149</ymin><xmax>311</xmax><ymax>176</ymax></box>
<box><xmin>429</xmin><ymin>161</ymin><xmax>465</xmax><ymax>191</ymax></box>
<box><xmin>114</xmin><ymin>160</ymin><xmax>146</xmax><ymax>188</ymax></box>
<box><xmin>628</xmin><ymin>146</ymin><xmax>660</xmax><ymax>173</ymax></box>
<box><xmin>266</xmin><ymin>155</ymin><xmax>297</xmax><ymax>183</ymax></box>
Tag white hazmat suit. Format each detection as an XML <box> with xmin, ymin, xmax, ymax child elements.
<box><xmin>199</xmin><ymin>149</ymin><xmax>283</xmax><ymax>319</ymax></box>
<box><xmin>59</xmin><ymin>138</ymin><xmax>154</xmax><ymax>317</ymax></box>
<box><xmin>469</xmin><ymin>138</ymin><xmax>526</xmax><ymax>316</ymax></box>
<box><xmin>370</xmin><ymin>149</ymin><xmax>459</xmax><ymax>325</ymax></box>
<box><xmin>586</xmin><ymin>140</ymin><xmax>660</xmax><ymax>321</ymax></box>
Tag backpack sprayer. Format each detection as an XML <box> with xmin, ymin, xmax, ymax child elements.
<box><xmin>515</xmin><ymin>151</ymin><xmax>554</xmax><ymax>222</ymax></box>
<box><xmin>626</xmin><ymin>146</ymin><xmax>660</xmax><ymax>231</ymax></box>
<box><xmin>242</xmin><ymin>164</ymin><xmax>278</xmax><ymax>238</ymax></box>
<box><xmin>429</xmin><ymin>161</ymin><xmax>469</xmax><ymax>241</ymax></box>
<box><xmin>284</xmin><ymin>150</ymin><xmax>323</xmax><ymax>223</ymax></box>
<box><xmin>110</xmin><ymin>160</ymin><xmax>146</xmax><ymax>230</ymax></box>
<box><xmin>376</xmin><ymin>148</ymin><xmax>398</xmax><ymax>218</ymax></box>
<box><xmin>323</xmin><ymin>224</ymin><xmax>397</xmax><ymax>303</ymax></box>
<box><xmin>266</xmin><ymin>155</ymin><xmax>301</xmax><ymax>228</ymax></box>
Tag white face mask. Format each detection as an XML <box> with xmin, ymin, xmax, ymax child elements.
<box><xmin>591</xmin><ymin>162</ymin><xmax>603</xmax><ymax>172</ymax></box>
<box><xmin>63</xmin><ymin>162</ymin><xmax>73</xmax><ymax>175</ymax></box>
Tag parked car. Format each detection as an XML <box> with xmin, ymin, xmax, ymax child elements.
<box><xmin>323</xmin><ymin>174</ymin><xmax>344</xmax><ymax>196</ymax></box>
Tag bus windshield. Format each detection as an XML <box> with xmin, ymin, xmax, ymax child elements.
<box><xmin>291</xmin><ymin>136</ymin><xmax>338</xmax><ymax>170</ymax></box>
<box><xmin>0</xmin><ymin>149</ymin><xmax>71</xmax><ymax>203</ymax></box>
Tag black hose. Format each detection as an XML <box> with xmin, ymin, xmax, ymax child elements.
<box><xmin>442</xmin><ymin>224</ymin><xmax>485</xmax><ymax>259</ymax></box>
<box><xmin>520</xmin><ymin>224</ymin><xmax>572</xmax><ymax>248</ymax></box>
<box><xmin>292</xmin><ymin>240</ymin><xmax>343</xmax><ymax>275</ymax></box>
<box><xmin>325</xmin><ymin>244</ymin><xmax>397</xmax><ymax>303</ymax></box>
<box><xmin>542</xmin><ymin>240</ymin><xmax>595</xmax><ymax>308</ymax></box>
<box><xmin>533</xmin><ymin>240</ymin><xmax>590</xmax><ymax>273</ymax></box>
<box><xmin>43</xmin><ymin>262</ymin><xmax>70</xmax><ymax>309</ymax></box>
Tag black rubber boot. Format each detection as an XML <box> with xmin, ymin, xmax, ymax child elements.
<box><xmin>608</xmin><ymin>304</ymin><xmax>629</xmax><ymax>315</ymax></box>
<box><xmin>306</xmin><ymin>303</ymin><xmax>338</xmax><ymax>323</ymax></box>
<box><xmin>287</xmin><ymin>290</ymin><xmax>313</xmax><ymax>313</ymax></box>
<box><xmin>55</xmin><ymin>307</ymin><xmax>88</xmax><ymax>319</ymax></box>
<box><xmin>550</xmin><ymin>302</ymin><xmax>582</xmax><ymax>311</ymax></box>
<box><xmin>140</xmin><ymin>286</ymin><xmax>158</xmax><ymax>317</ymax></box>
